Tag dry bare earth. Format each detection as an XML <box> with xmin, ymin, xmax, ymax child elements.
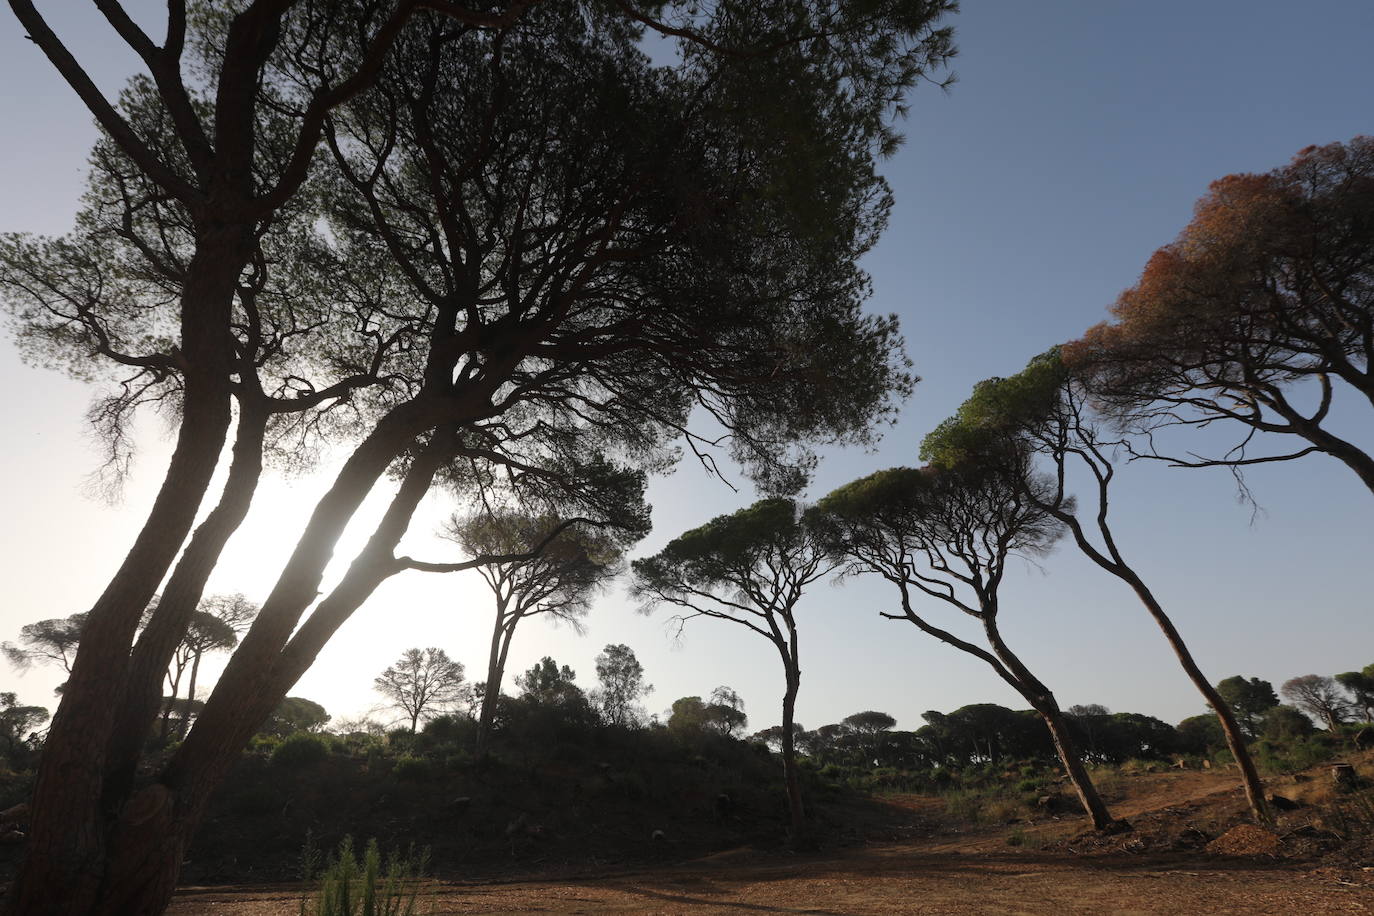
<box><xmin>169</xmin><ymin>765</ymin><xmax>1374</xmax><ymax>915</ymax></box>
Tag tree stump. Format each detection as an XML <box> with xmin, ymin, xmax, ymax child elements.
<box><xmin>1331</xmin><ymin>762</ymin><xmax>1358</xmax><ymax>791</ymax></box>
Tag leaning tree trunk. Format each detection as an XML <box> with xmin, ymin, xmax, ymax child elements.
<box><xmin>6</xmin><ymin>242</ymin><xmax>242</xmax><ymax>916</ymax></box>
<box><xmin>1053</xmin><ymin>500</ymin><xmax>1274</xmax><ymax>828</ymax></box>
<box><xmin>1115</xmin><ymin>567</ymin><xmax>1272</xmax><ymax>826</ymax></box>
<box><xmin>1035</xmin><ymin>700</ymin><xmax>1118</xmax><ymax>831</ymax></box>
<box><xmin>982</xmin><ymin>617</ymin><xmax>1118</xmax><ymax>831</ymax></box>
<box><xmin>105</xmin><ymin>404</ymin><xmax>269</xmax><ymax>801</ymax></box>
<box><xmin>85</xmin><ymin>423</ymin><xmax>447</xmax><ymax>915</ymax></box>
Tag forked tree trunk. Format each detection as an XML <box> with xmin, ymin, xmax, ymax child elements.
<box><xmin>105</xmin><ymin>405</ymin><xmax>269</xmax><ymax>800</ymax></box>
<box><xmin>476</xmin><ymin>615</ymin><xmax>515</xmax><ymax>756</ymax></box>
<box><xmin>6</xmin><ymin>242</ymin><xmax>242</xmax><ymax>916</ymax></box>
<box><xmin>85</xmin><ymin>424</ymin><xmax>449</xmax><ymax>915</ymax></box>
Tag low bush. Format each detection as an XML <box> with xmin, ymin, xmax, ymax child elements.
<box><xmin>273</xmin><ymin>733</ymin><xmax>330</xmax><ymax>769</ymax></box>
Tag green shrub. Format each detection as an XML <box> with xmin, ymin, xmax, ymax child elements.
<box><xmin>298</xmin><ymin>835</ymin><xmax>429</xmax><ymax>916</ymax></box>
<box><xmin>273</xmin><ymin>733</ymin><xmax>330</xmax><ymax>769</ymax></box>
<box><xmin>393</xmin><ymin>755</ymin><xmax>436</xmax><ymax>783</ymax></box>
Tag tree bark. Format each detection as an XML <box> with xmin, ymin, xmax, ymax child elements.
<box><xmin>779</xmin><ymin>669</ymin><xmax>805</xmax><ymax>834</ymax></box>
<box><xmin>476</xmin><ymin>612</ymin><xmax>514</xmax><ymax>756</ymax></box>
<box><xmin>84</xmin><ymin>424</ymin><xmax>451</xmax><ymax>916</ymax></box>
<box><xmin>6</xmin><ymin>237</ymin><xmax>242</xmax><ymax>916</ymax></box>
<box><xmin>1035</xmin><ymin>701</ymin><xmax>1117</xmax><ymax>831</ymax></box>
<box><xmin>1114</xmin><ymin>567</ymin><xmax>1272</xmax><ymax>826</ymax></box>
<box><xmin>105</xmin><ymin>404</ymin><xmax>268</xmax><ymax>802</ymax></box>
<box><xmin>980</xmin><ymin>616</ymin><xmax>1117</xmax><ymax>831</ymax></box>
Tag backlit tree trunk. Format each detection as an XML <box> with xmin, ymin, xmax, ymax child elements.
<box><xmin>6</xmin><ymin>239</ymin><xmax>242</xmax><ymax>916</ymax></box>
<box><xmin>779</xmin><ymin>667</ymin><xmax>805</xmax><ymax>834</ymax></box>
<box><xmin>477</xmin><ymin>612</ymin><xmax>515</xmax><ymax>756</ymax></box>
<box><xmin>87</xmin><ymin>423</ymin><xmax>451</xmax><ymax>915</ymax></box>
<box><xmin>106</xmin><ymin>404</ymin><xmax>269</xmax><ymax>796</ymax></box>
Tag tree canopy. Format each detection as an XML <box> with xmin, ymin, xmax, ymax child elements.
<box><xmin>1069</xmin><ymin>137</ymin><xmax>1374</xmax><ymax>494</ymax></box>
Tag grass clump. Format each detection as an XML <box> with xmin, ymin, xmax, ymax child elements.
<box><xmin>298</xmin><ymin>834</ymin><xmax>430</xmax><ymax>916</ymax></box>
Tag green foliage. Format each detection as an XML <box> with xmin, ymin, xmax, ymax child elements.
<box><xmin>632</xmin><ymin>498</ymin><xmax>808</xmax><ymax>594</ymax></box>
<box><xmin>273</xmin><ymin>733</ymin><xmax>331</xmax><ymax>770</ymax></box>
<box><xmin>1215</xmin><ymin>676</ymin><xmax>1279</xmax><ymax>738</ymax></box>
<box><xmin>1176</xmin><ymin>714</ymin><xmax>1228</xmax><ymax>756</ymax></box>
<box><xmin>261</xmin><ymin>697</ymin><xmax>331</xmax><ymax>739</ymax></box>
<box><xmin>919</xmin><ymin>348</ymin><xmax>1069</xmax><ymax>470</ymax></box>
<box><xmin>298</xmin><ymin>835</ymin><xmax>429</xmax><ymax>916</ymax></box>
<box><xmin>593</xmin><ymin>644</ymin><xmax>652</xmax><ymax>728</ymax></box>
<box><xmin>0</xmin><ymin>692</ymin><xmax>48</xmax><ymax>766</ymax></box>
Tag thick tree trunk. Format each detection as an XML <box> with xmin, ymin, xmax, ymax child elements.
<box><xmin>6</xmin><ymin>240</ymin><xmax>241</xmax><ymax>916</ymax></box>
<box><xmin>105</xmin><ymin>405</ymin><xmax>268</xmax><ymax>801</ymax></box>
<box><xmin>779</xmin><ymin>670</ymin><xmax>805</xmax><ymax>834</ymax></box>
<box><xmin>85</xmin><ymin>425</ymin><xmax>450</xmax><ymax>916</ymax></box>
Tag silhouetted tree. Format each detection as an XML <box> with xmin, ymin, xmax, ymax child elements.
<box><xmin>258</xmin><ymin>697</ymin><xmax>331</xmax><ymax>740</ymax></box>
<box><xmin>842</xmin><ymin>710</ymin><xmax>897</xmax><ymax>763</ymax></box>
<box><xmin>593</xmin><ymin>645</ymin><xmax>653</xmax><ymax>729</ymax></box>
<box><xmin>2</xmin><ymin>613</ymin><xmax>87</xmax><ymax>678</ymax></box>
<box><xmin>1335</xmin><ymin>666</ymin><xmax>1374</xmax><ymax>723</ymax></box>
<box><xmin>443</xmin><ymin>511</ymin><xmax>629</xmax><ymax>751</ymax></box>
<box><xmin>0</xmin><ymin>693</ymin><xmax>49</xmax><ymax>767</ymax></box>
<box><xmin>921</xmin><ymin>348</ymin><xmax>1272</xmax><ymax>825</ymax></box>
<box><xmin>374</xmin><ymin>648</ymin><xmax>468</xmax><ymax>733</ymax></box>
<box><xmin>1072</xmin><ymin>137</ymin><xmax>1374</xmax><ymax>494</ymax></box>
<box><xmin>4</xmin><ymin>3</ymin><xmax>955</xmax><ymax>909</ymax></box>
<box><xmin>818</xmin><ymin>464</ymin><xmax>1119</xmax><ymax>830</ymax></box>
<box><xmin>1215</xmin><ymin>676</ymin><xmax>1280</xmax><ymax>739</ymax></box>
<box><xmin>1176</xmin><ymin>714</ymin><xmax>1227</xmax><ymax>756</ymax></box>
<box><xmin>1281</xmin><ymin>675</ymin><xmax>1351</xmax><ymax>731</ymax></box>
<box><xmin>634</xmin><ymin>498</ymin><xmax>836</xmax><ymax>833</ymax></box>
<box><xmin>706</xmin><ymin>686</ymin><xmax>749</xmax><ymax>737</ymax></box>
<box><xmin>1262</xmin><ymin>705</ymin><xmax>1316</xmax><ymax>741</ymax></box>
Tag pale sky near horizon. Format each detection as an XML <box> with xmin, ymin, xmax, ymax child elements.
<box><xmin>1</xmin><ymin>2</ymin><xmax>1371</xmax><ymax>737</ymax></box>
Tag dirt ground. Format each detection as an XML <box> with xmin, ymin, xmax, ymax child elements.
<box><xmin>168</xmin><ymin>846</ymin><xmax>1374</xmax><ymax>915</ymax></box>
<box><xmin>167</xmin><ymin>766</ymin><xmax>1374</xmax><ymax>915</ymax></box>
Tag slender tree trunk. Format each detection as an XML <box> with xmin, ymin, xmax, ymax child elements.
<box><xmin>7</xmin><ymin>237</ymin><xmax>243</xmax><ymax>916</ymax></box>
<box><xmin>159</xmin><ymin>663</ymin><xmax>184</xmax><ymax>743</ymax></box>
<box><xmin>179</xmin><ymin>653</ymin><xmax>203</xmax><ymax>741</ymax></box>
<box><xmin>1113</xmin><ymin>567</ymin><xmax>1272</xmax><ymax>826</ymax></box>
<box><xmin>477</xmin><ymin>615</ymin><xmax>513</xmax><ymax>756</ymax></box>
<box><xmin>1034</xmin><ymin>700</ymin><xmax>1117</xmax><ymax>830</ymax></box>
<box><xmin>779</xmin><ymin>668</ymin><xmax>805</xmax><ymax>834</ymax></box>
<box><xmin>105</xmin><ymin>404</ymin><xmax>268</xmax><ymax>802</ymax></box>
<box><xmin>981</xmin><ymin>616</ymin><xmax>1117</xmax><ymax>831</ymax></box>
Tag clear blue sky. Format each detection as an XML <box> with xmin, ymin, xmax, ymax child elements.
<box><xmin>1</xmin><ymin>2</ymin><xmax>1371</xmax><ymax>735</ymax></box>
